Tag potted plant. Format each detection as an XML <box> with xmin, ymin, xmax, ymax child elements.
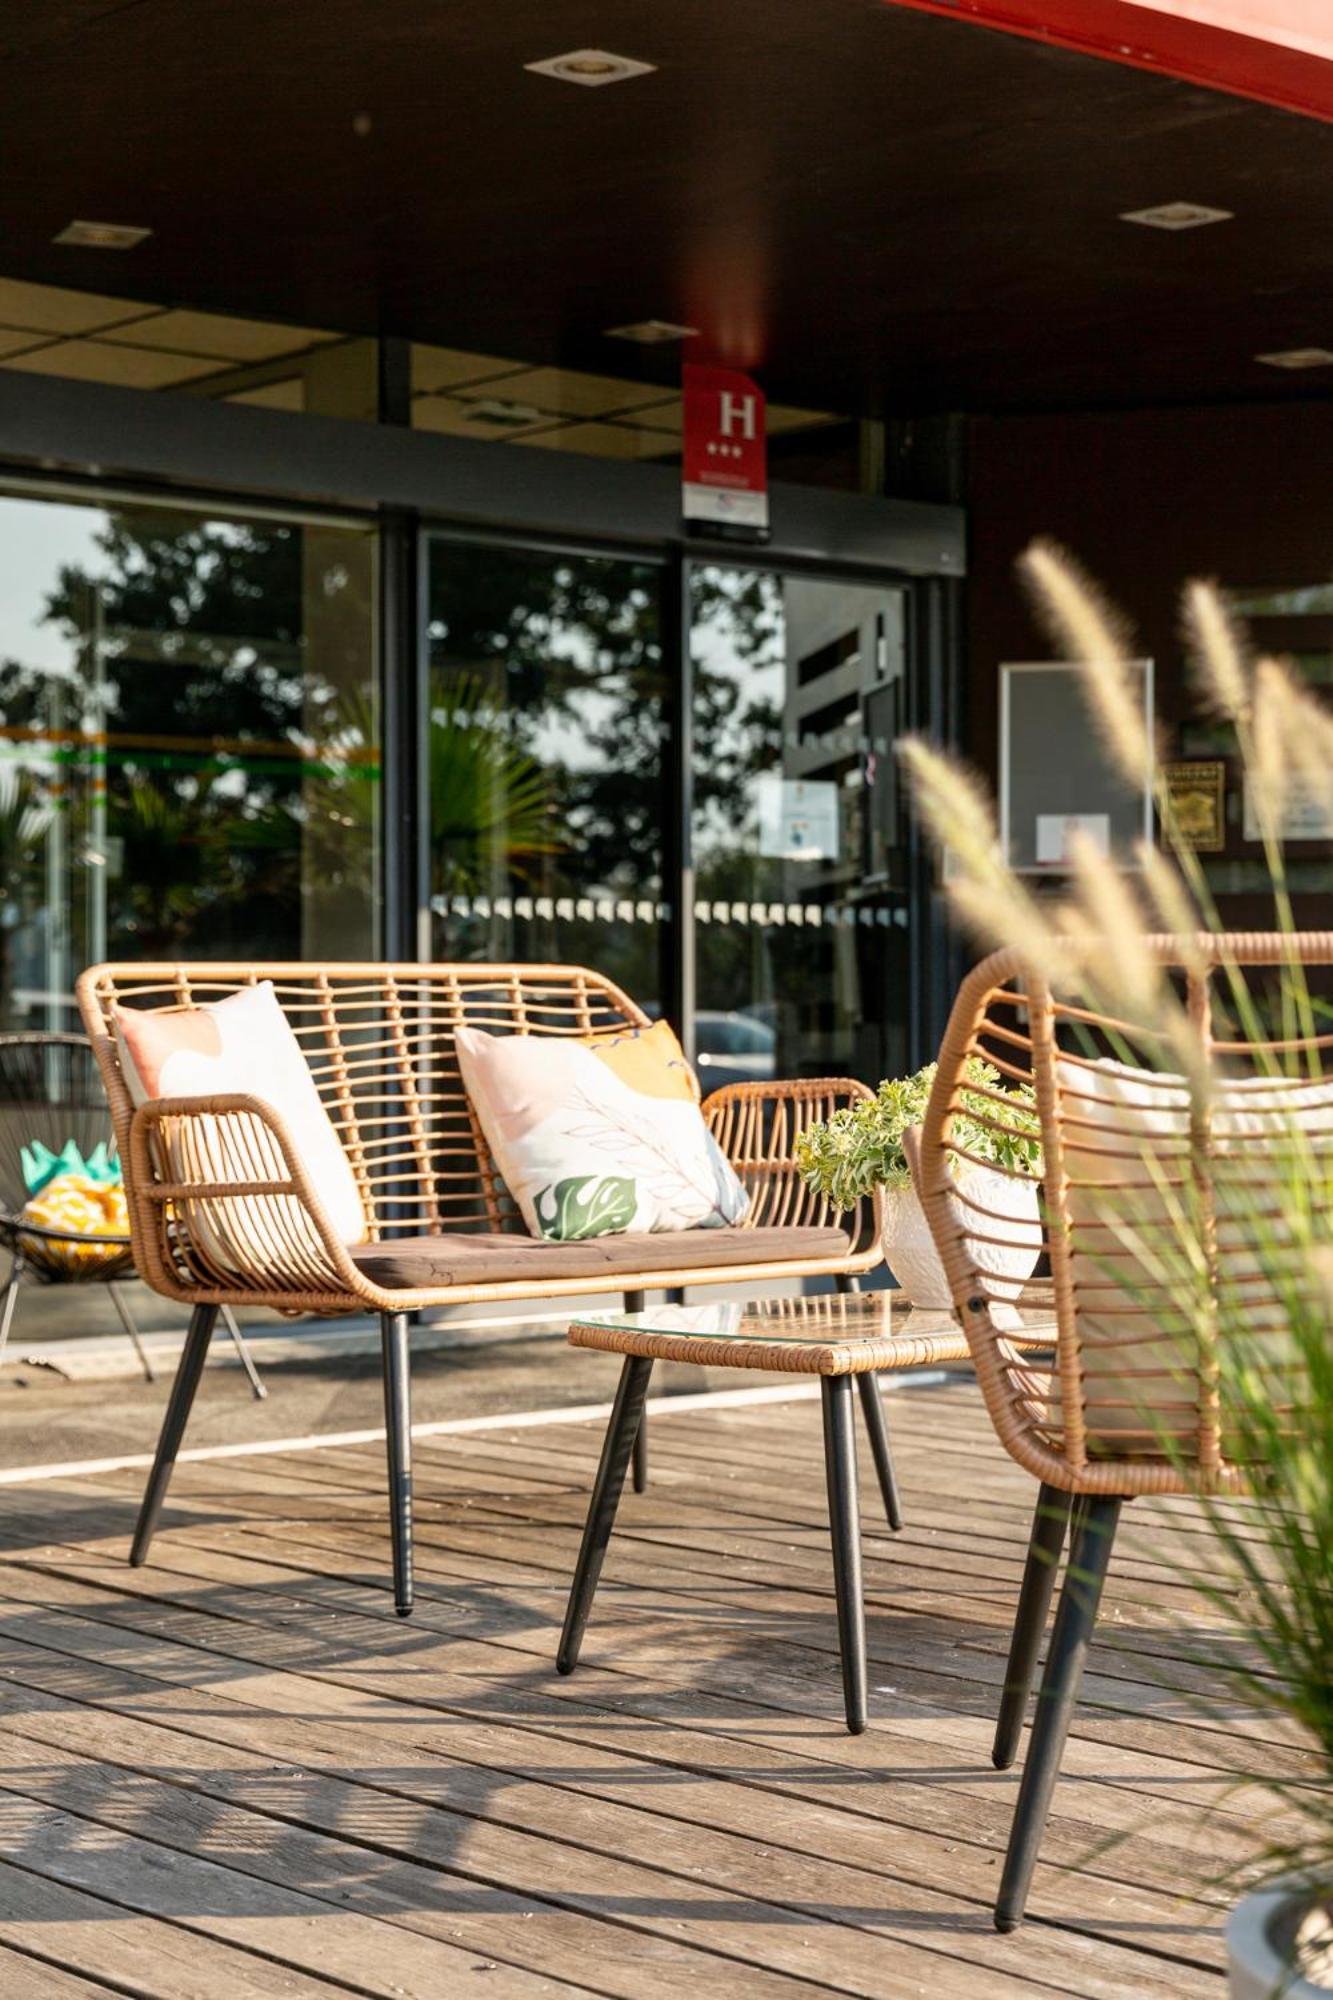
<box><xmin>794</xmin><ymin>1060</ymin><xmax>1042</xmax><ymax>1306</ymax></box>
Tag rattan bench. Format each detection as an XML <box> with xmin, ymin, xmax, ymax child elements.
<box><xmin>77</xmin><ymin>962</ymin><xmax>882</xmax><ymax>1613</ymax></box>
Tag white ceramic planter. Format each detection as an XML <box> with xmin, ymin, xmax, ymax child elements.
<box><xmin>881</xmin><ymin>1169</ymin><xmax>1042</xmax><ymax>1310</ymax></box>
<box><xmin>1229</xmin><ymin>1886</ymin><xmax>1333</xmax><ymax>1999</ymax></box>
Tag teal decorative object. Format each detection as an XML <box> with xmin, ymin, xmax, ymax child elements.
<box><xmin>21</xmin><ymin>1138</ymin><xmax>123</xmax><ymax>1198</ymax></box>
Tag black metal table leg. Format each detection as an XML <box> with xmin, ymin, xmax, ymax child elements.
<box><xmin>558</xmin><ymin>1354</ymin><xmax>654</xmax><ymax>1673</ymax></box>
<box><xmin>821</xmin><ymin>1373</ymin><xmax>868</xmax><ymax>1735</ymax></box>
<box><xmin>381</xmin><ymin>1310</ymin><xmax>414</xmax><ymax>1617</ymax></box>
<box><xmin>993</xmin><ymin>1482</ymin><xmax>1073</xmax><ymax>1770</ymax></box>
<box><xmin>856</xmin><ymin>1373</ymin><xmax>904</xmax><ymax>1532</ymax></box>
<box><xmin>623</xmin><ymin>1289</ymin><xmax>648</xmax><ymax>1491</ymax></box>
<box><xmin>130</xmin><ymin>1302</ymin><xmax>218</xmax><ymax>1566</ymax></box>
<box><xmin>995</xmin><ymin>1495</ymin><xmax>1122</xmax><ymax>1932</ymax></box>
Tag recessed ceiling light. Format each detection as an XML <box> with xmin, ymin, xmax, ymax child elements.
<box><xmin>468</xmin><ymin>399</ymin><xmax>545</xmax><ymax>429</ymax></box>
<box><xmin>53</xmin><ymin>219</ymin><xmax>152</xmax><ymax>250</ymax></box>
<box><xmin>605</xmin><ymin>319</ymin><xmax>700</xmax><ymax>344</ymax></box>
<box><xmin>1255</xmin><ymin>346</ymin><xmax>1333</xmax><ymax>370</ymax></box>
<box><xmin>1119</xmin><ymin>201</ymin><xmax>1233</xmax><ymax>232</ymax></box>
<box><xmin>525</xmin><ymin>48</ymin><xmax>655</xmax><ymax>87</ymax></box>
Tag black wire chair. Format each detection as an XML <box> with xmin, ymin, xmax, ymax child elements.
<box><xmin>0</xmin><ymin>1031</ymin><xmax>265</xmax><ymax>1396</ymax></box>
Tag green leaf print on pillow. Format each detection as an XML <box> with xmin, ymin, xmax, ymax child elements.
<box><xmin>534</xmin><ymin>1174</ymin><xmax>637</xmax><ymax>1241</ymax></box>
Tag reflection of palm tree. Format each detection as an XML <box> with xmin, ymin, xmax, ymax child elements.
<box><xmin>0</xmin><ymin>769</ymin><xmax>48</xmax><ymax>1020</ymax></box>
<box><xmin>109</xmin><ymin>777</ymin><xmax>219</xmax><ymax>954</ymax></box>
<box><xmin>430</xmin><ymin>673</ymin><xmax>559</xmax><ymax>899</ymax></box>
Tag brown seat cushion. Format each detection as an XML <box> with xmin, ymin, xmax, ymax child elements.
<box><xmin>348</xmin><ymin>1224</ymin><xmax>851</xmax><ymax>1291</ymax></box>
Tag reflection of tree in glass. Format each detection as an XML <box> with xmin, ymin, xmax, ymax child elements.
<box><xmin>428</xmin><ymin>554</ymin><xmax>664</xmax><ymax>901</ymax></box>
<box><xmin>0</xmin><ymin>768</ymin><xmax>47</xmax><ymax>1018</ymax></box>
<box><xmin>42</xmin><ymin>512</ymin><xmax>368</xmax><ymax>959</ymax></box>
<box><xmin>430</xmin><ymin>673</ymin><xmax>560</xmax><ymax>898</ymax></box>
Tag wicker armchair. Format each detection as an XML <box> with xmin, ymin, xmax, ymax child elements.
<box><xmin>77</xmin><ymin>962</ymin><xmax>882</xmax><ymax>1614</ymax></box>
<box><xmin>907</xmin><ymin>935</ymin><xmax>1315</xmax><ymax>1932</ymax></box>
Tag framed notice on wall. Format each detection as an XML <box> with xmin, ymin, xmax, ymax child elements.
<box><xmin>999</xmin><ymin>660</ymin><xmax>1154</xmax><ymax>873</ymax></box>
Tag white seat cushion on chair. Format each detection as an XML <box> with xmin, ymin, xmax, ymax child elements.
<box><xmin>115</xmin><ymin>982</ymin><xmax>365</xmax><ymax>1281</ymax></box>
<box><xmin>1056</xmin><ymin>1056</ymin><xmax>1331</xmax><ymax>1450</ymax></box>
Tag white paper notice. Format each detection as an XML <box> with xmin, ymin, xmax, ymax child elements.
<box><xmin>1034</xmin><ymin>812</ymin><xmax>1111</xmax><ymax>866</ymax></box>
<box><xmin>757</xmin><ymin>777</ymin><xmax>841</xmax><ymax>861</ymax></box>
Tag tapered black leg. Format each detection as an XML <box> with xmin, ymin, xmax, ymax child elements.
<box><xmin>821</xmin><ymin>1373</ymin><xmax>868</xmax><ymax>1735</ymax></box>
<box><xmin>993</xmin><ymin>1482</ymin><xmax>1074</xmax><ymax>1770</ymax></box>
<box><xmin>623</xmin><ymin>1290</ymin><xmax>648</xmax><ymax>1492</ymax></box>
<box><xmin>558</xmin><ymin>1354</ymin><xmax>654</xmax><ymax>1673</ymax></box>
<box><xmin>130</xmin><ymin>1303</ymin><xmax>218</xmax><ymax>1566</ymax></box>
<box><xmin>856</xmin><ymin>1374</ymin><xmax>904</xmax><ymax>1532</ymax></box>
<box><xmin>0</xmin><ymin>1250</ymin><xmax>25</xmax><ymax>1363</ymax></box>
<box><xmin>995</xmin><ymin>1496</ymin><xmax>1122</xmax><ymax>1932</ymax></box>
<box><xmin>381</xmin><ymin>1310</ymin><xmax>413</xmax><ymax>1616</ymax></box>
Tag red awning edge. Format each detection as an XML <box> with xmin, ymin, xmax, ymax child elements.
<box><xmin>881</xmin><ymin>0</ymin><xmax>1333</xmax><ymax>121</ymax></box>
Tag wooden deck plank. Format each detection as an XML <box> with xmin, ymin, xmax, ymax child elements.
<box><xmin>0</xmin><ymin>1937</ymin><xmax>131</xmax><ymax>1999</ymax></box>
<box><xmin>0</xmin><ymin>1380</ymin><xmax>1253</xmax><ymax>1996</ymax></box>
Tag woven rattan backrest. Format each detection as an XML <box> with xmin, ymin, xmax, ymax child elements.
<box><xmin>76</xmin><ymin>963</ymin><xmax>651</xmax><ymax>1242</ymax></box>
<box><xmin>916</xmin><ymin>934</ymin><xmax>1333</xmax><ymax>1495</ymax></box>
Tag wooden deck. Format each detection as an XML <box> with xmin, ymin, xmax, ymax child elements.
<box><xmin>0</xmin><ymin>1372</ymin><xmax>1290</xmax><ymax>1998</ymax></box>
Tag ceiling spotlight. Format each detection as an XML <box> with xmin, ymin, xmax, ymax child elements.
<box><xmin>605</xmin><ymin>319</ymin><xmax>700</xmax><ymax>344</ymax></box>
<box><xmin>468</xmin><ymin>399</ymin><xmax>545</xmax><ymax>429</ymax></box>
<box><xmin>526</xmin><ymin>48</ymin><xmax>655</xmax><ymax>87</ymax></box>
<box><xmin>1255</xmin><ymin>347</ymin><xmax>1333</xmax><ymax>370</ymax></box>
<box><xmin>1119</xmin><ymin>202</ymin><xmax>1233</xmax><ymax>231</ymax></box>
<box><xmin>53</xmin><ymin>218</ymin><xmax>153</xmax><ymax>250</ymax></box>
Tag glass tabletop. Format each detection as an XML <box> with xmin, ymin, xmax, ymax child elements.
<box><xmin>570</xmin><ymin>1289</ymin><xmax>1055</xmax><ymax>1348</ymax></box>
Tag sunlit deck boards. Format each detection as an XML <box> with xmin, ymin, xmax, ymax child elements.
<box><xmin>0</xmin><ymin>1375</ymin><xmax>1285</xmax><ymax>1998</ymax></box>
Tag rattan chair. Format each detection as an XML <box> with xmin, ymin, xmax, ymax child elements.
<box><xmin>0</xmin><ymin>1031</ymin><xmax>262</xmax><ymax>1393</ymax></box>
<box><xmin>77</xmin><ymin>962</ymin><xmax>883</xmax><ymax>1615</ymax></box>
<box><xmin>907</xmin><ymin>935</ymin><xmax>1315</xmax><ymax>1932</ymax></box>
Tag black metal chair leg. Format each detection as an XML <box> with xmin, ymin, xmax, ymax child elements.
<box><xmin>855</xmin><ymin>1374</ymin><xmax>904</xmax><ymax>1532</ymax></box>
<box><xmin>221</xmin><ymin>1303</ymin><xmax>267</xmax><ymax>1401</ymax></box>
<box><xmin>0</xmin><ymin>1251</ymin><xmax>25</xmax><ymax>1364</ymax></box>
<box><xmin>381</xmin><ymin>1310</ymin><xmax>414</xmax><ymax>1617</ymax></box>
<box><xmin>557</xmin><ymin>1354</ymin><xmax>654</xmax><ymax>1674</ymax></box>
<box><xmin>993</xmin><ymin>1482</ymin><xmax>1074</xmax><ymax>1770</ymax></box>
<box><xmin>130</xmin><ymin>1303</ymin><xmax>218</xmax><ymax>1566</ymax></box>
<box><xmin>623</xmin><ymin>1289</ymin><xmax>648</xmax><ymax>1492</ymax></box>
<box><xmin>821</xmin><ymin>1373</ymin><xmax>868</xmax><ymax>1735</ymax></box>
<box><xmin>995</xmin><ymin>1496</ymin><xmax>1122</xmax><ymax>1932</ymax></box>
<box><xmin>108</xmin><ymin>1280</ymin><xmax>156</xmax><ymax>1382</ymax></box>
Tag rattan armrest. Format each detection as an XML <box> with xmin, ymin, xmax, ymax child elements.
<box><xmin>126</xmin><ymin>1093</ymin><xmax>374</xmax><ymax>1306</ymax></box>
<box><xmin>702</xmin><ymin>1075</ymin><xmax>883</xmax><ymax>1258</ymax></box>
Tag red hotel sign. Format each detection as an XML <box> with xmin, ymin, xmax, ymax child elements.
<box><xmin>682</xmin><ymin>364</ymin><xmax>768</xmax><ymax>532</ymax></box>
<box><xmin>880</xmin><ymin>0</ymin><xmax>1333</xmax><ymax>120</ymax></box>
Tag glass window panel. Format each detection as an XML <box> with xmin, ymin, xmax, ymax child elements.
<box><xmin>0</xmin><ymin>490</ymin><xmax>379</xmax><ymax>1029</ymax></box>
<box><xmin>690</xmin><ymin>564</ymin><xmax>912</xmax><ymax>1086</ymax></box>
<box><xmin>426</xmin><ymin>542</ymin><xmax>664</xmax><ymax>1010</ymax></box>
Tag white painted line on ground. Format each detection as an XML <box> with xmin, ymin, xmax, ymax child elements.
<box><xmin>0</xmin><ymin>1370</ymin><xmax>949</xmax><ymax>1487</ymax></box>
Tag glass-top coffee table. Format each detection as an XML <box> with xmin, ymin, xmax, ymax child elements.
<box><xmin>555</xmin><ymin>1286</ymin><xmax>1056</xmax><ymax>1735</ymax></box>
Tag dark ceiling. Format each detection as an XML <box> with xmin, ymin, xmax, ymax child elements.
<box><xmin>2</xmin><ymin>0</ymin><xmax>1331</xmax><ymax>417</ymax></box>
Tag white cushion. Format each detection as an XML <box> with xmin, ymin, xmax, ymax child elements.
<box><xmin>115</xmin><ymin>983</ymin><xmax>364</xmax><ymax>1281</ymax></box>
<box><xmin>455</xmin><ymin>1020</ymin><xmax>749</xmax><ymax>1241</ymax></box>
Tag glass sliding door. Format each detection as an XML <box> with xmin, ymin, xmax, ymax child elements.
<box><xmin>0</xmin><ymin>489</ymin><xmax>379</xmax><ymax>1028</ymax></box>
<box><xmin>425</xmin><ymin>539</ymin><xmax>665</xmax><ymax>1009</ymax></box>
<box><xmin>690</xmin><ymin>563</ymin><xmax>914</xmax><ymax>1088</ymax></box>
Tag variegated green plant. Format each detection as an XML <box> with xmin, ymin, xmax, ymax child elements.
<box><xmin>794</xmin><ymin>1058</ymin><xmax>1039</xmax><ymax>1210</ymax></box>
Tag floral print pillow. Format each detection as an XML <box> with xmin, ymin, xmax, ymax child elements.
<box><xmin>455</xmin><ymin>1020</ymin><xmax>749</xmax><ymax>1241</ymax></box>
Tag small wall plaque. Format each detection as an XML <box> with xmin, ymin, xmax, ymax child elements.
<box><xmin>1164</xmin><ymin>760</ymin><xmax>1225</xmax><ymax>852</ymax></box>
